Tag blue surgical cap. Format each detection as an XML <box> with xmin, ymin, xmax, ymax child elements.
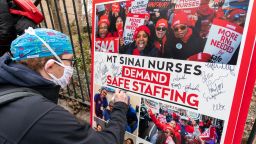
<box><xmin>11</xmin><ymin>28</ymin><xmax>73</xmax><ymax>61</ymax></box>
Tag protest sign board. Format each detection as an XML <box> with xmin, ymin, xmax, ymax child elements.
<box><xmin>146</xmin><ymin>0</ymin><xmax>172</xmax><ymax>13</ymax></box>
<box><xmin>92</xmin><ymin>0</ymin><xmax>256</xmax><ymax>143</ymax></box>
<box><xmin>123</xmin><ymin>13</ymin><xmax>145</xmax><ymax>45</ymax></box>
<box><xmin>175</xmin><ymin>0</ymin><xmax>200</xmax><ymax>14</ymax></box>
<box><xmin>95</xmin><ymin>37</ymin><xmax>119</xmax><ymax>53</ymax></box>
<box><xmin>130</xmin><ymin>0</ymin><xmax>148</xmax><ymax>14</ymax></box>
<box><xmin>204</xmin><ymin>19</ymin><xmax>243</xmax><ymax>63</ymax></box>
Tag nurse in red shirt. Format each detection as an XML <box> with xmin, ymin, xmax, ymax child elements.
<box><xmin>97</xmin><ymin>15</ymin><xmax>112</xmax><ymax>39</ymax></box>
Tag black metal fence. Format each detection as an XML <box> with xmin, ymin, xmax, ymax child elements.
<box><xmin>37</xmin><ymin>0</ymin><xmax>92</xmax><ymax>105</ymax></box>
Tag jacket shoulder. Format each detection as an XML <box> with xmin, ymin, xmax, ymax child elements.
<box><xmin>0</xmin><ymin>93</ymin><xmax>57</xmax><ymax>144</ymax></box>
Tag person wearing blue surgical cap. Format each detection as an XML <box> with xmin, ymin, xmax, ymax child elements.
<box><xmin>0</xmin><ymin>27</ymin><xmax>128</xmax><ymax>144</ymax></box>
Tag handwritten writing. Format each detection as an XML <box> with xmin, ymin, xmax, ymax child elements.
<box><xmin>205</xmin><ymin>63</ymin><xmax>235</xmax><ymax>76</ymax></box>
<box><xmin>184</xmin><ymin>83</ymin><xmax>200</xmax><ymax>92</ymax></box>
<box><xmin>203</xmin><ymin>93</ymin><xmax>217</xmax><ymax>102</ymax></box>
<box><xmin>171</xmin><ymin>83</ymin><xmax>181</xmax><ymax>89</ymax></box>
<box><xmin>208</xmin><ymin>83</ymin><xmax>224</xmax><ymax>94</ymax></box>
<box><xmin>213</xmin><ymin>103</ymin><xmax>225</xmax><ymax>111</ymax></box>
<box><xmin>173</xmin><ymin>74</ymin><xmax>186</xmax><ymax>82</ymax></box>
<box><xmin>201</xmin><ymin>72</ymin><xmax>227</xmax><ymax>101</ymax></box>
<box><xmin>202</xmin><ymin>72</ymin><xmax>214</xmax><ymax>84</ymax></box>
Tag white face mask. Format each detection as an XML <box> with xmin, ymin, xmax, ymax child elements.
<box><xmin>46</xmin><ymin>59</ymin><xmax>74</xmax><ymax>88</ymax></box>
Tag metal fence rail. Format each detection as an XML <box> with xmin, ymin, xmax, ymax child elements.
<box><xmin>38</xmin><ymin>0</ymin><xmax>91</xmax><ymax>105</ymax></box>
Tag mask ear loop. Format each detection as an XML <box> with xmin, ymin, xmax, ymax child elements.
<box><xmin>25</xmin><ymin>27</ymin><xmax>63</xmax><ymax>64</ymax></box>
<box><xmin>44</xmin><ymin>59</ymin><xmax>58</xmax><ymax>79</ymax></box>
<box><xmin>44</xmin><ymin>59</ymin><xmax>71</xmax><ymax>79</ymax></box>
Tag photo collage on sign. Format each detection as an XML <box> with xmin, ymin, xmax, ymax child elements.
<box><xmin>93</xmin><ymin>0</ymin><xmax>250</xmax><ymax>144</ymax></box>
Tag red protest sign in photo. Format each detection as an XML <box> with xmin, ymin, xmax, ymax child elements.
<box><xmin>123</xmin><ymin>13</ymin><xmax>145</xmax><ymax>45</ymax></box>
<box><xmin>204</xmin><ymin>19</ymin><xmax>243</xmax><ymax>64</ymax></box>
<box><xmin>175</xmin><ymin>0</ymin><xmax>201</xmax><ymax>13</ymax></box>
<box><xmin>95</xmin><ymin>37</ymin><xmax>119</xmax><ymax>53</ymax></box>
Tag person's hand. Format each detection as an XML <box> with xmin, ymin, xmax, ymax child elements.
<box><xmin>214</xmin><ymin>0</ymin><xmax>224</xmax><ymax>7</ymax></box>
<box><xmin>155</xmin><ymin>11</ymin><xmax>160</xmax><ymax>17</ymax></box>
<box><xmin>191</xmin><ymin>15</ymin><xmax>198</xmax><ymax>21</ymax></box>
<box><xmin>120</xmin><ymin>37</ymin><xmax>124</xmax><ymax>46</ymax></box>
<box><xmin>113</xmin><ymin>89</ymin><xmax>128</xmax><ymax>105</ymax></box>
<box><xmin>112</xmin><ymin>12</ymin><xmax>119</xmax><ymax>17</ymax></box>
<box><xmin>148</xmin><ymin>108</ymin><xmax>153</xmax><ymax>115</ymax></box>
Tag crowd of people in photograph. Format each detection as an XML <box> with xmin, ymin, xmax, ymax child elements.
<box><xmin>140</xmin><ymin>104</ymin><xmax>224</xmax><ymax>144</ymax></box>
<box><xmin>95</xmin><ymin>0</ymin><xmax>248</xmax><ymax>64</ymax></box>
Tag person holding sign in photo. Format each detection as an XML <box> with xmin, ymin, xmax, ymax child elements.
<box><xmin>196</xmin><ymin>2</ymin><xmax>215</xmax><ymax>39</ymax></box>
<box><xmin>112</xmin><ymin>16</ymin><xmax>125</xmax><ymax>47</ymax></box>
<box><xmin>112</xmin><ymin>16</ymin><xmax>125</xmax><ymax>37</ymax></box>
<box><xmin>166</xmin><ymin>12</ymin><xmax>207</xmax><ymax>61</ymax></box>
<box><xmin>226</xmin><ymin>8</ymin><xmax>247</xmax><ymax>65</ymax></box>
<box><xmin>121</xmin><ymin>25</ymin><xmax>159</xmax><ymax>57</ymax></box>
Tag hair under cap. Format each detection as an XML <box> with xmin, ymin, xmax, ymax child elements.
<box><xmin>11</xmin><ymin>28</ymin><xmax>73</xmax><ymax>61</ymax></box>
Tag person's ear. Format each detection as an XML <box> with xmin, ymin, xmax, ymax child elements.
<box><xmin>44</xmin><ymin>59</ymin><xmax>55</xmax><ymax>72</ymax></box>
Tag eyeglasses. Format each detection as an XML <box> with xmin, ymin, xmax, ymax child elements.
<box><xmin>164</xmin><ymin>131</ymin><xmax>173</xmax><ymax>134</ymax></box>
<box><xmin>174</xmin><ymin>25</ymin><xmax>187</xmax><ymax>32</ymax></box>
<box><xmin>156</xmin><ymin>27</ymin><xmax>167</xmax><ymax>31</ymax></box>
<box><xmin>99</xmin><ymin>26</ymin><xmax>108</xmax><ymax>30</ymax></box>
<box><xmin>61</xmin><ymin>58</ymin><xmax>76</xmax><ymax>67</ymax></box>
